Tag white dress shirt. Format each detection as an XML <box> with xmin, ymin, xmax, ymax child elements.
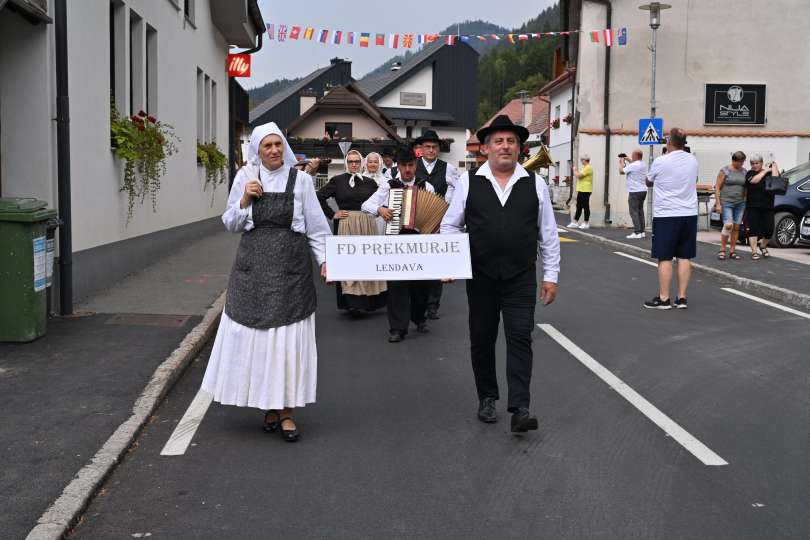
<box><xmin>361</xmin><ymin>176</ymin><xmax>435</xmax><ymax>216</ymax></box>
<box><xmin>440</xmin><ymin>161</ymin><xmax>561</xmax><ymax>284</ymax></box>
<box><xmin>421</xmin><ymin>157</ymin><xmax>460</xmax><ymax>203</ymax></box>
<box><xmin>222</xmin><ymin>164</ymin><xmax>332</xmax><ymax>265</ymax></box>
<box><xmin>646</xmin><ymin>150</ymin><xmax>699</xmax><ymax>217</ymax></box>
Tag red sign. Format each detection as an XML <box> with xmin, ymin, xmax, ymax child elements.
<box><xmin>227</xmin><ymin>54</ymin><xmax>251</xmax><ymax>77</ymax></box>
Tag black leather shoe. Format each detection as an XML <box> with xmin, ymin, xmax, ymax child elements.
<box><xmin>510</xmin><ymin>408</ymin><xmax>539</xmax><ymax>433</ymax></box>
<box><xmin>388</xmin><ymin>331</ymin><xmax>404</xmax><ymax>343</ymax></box>
<box><xmin>427</xmin><ymin>309</ymin><xmax>440</xmax><ymax>320</ymax></box>
<box><xmin>279</xmin><ymin>416</ymin><xmax>300</xmax><ymax>442</ymax></box>
<box><xmin>416</xmin><ymin>322</ymin><xmax>430</xmax><ymax>333</ymax></box>
<box><xmin>262</xmin><ymin>410</ymin><xmax>280</xmax><ymax>433</ymax></box>
<box><xmin>477</xmin><ymin>397</ymin><xmax>497</xmax><ymax>423</ymax></box>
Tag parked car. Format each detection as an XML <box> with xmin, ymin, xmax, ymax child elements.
<box><xmin>710</xmin><ymin>161</ymin><xmax>810</xmax><ymax>247</ymax></box>
<box><xmin>800</xmin><ymin>210</ymin><xmax>810</xmax><ymax>244</ymax></box>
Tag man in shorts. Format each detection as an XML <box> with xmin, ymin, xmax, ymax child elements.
<box><xmin>644</xmin><ymin>128</ymin><xmax>699</xmax><ymax>310</ymax></box>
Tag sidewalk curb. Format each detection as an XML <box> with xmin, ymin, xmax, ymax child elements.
<box><xmin>26</xmin><ymin>292</ymin><xmax>227</xmax><ymax>540</ymax></box>
<box><xmin>566</xmin><ymin>228</ymin><xmax>810</xmax><ymax>310</ymax></box>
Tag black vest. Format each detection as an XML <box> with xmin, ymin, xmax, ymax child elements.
<box><xmin>416</xmin><ymin>159</ymin><xmax>448</xmax><ymax>197</ymax></box>
<box><xmin>465</xmin><ymin>171</ymin><xmax>539</xmax><ymax>280</ymax></box>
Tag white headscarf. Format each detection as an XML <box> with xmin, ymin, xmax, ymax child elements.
<box><xmin>344</xmin><ymin>149</ymin><xmax>364</xmax><ymax>188</ymax></box>
<box><xmin>247</xmin><ymin>122</ymin><xmax>298</xmax><ymax>175</ymax></box>
<box><xmin>363</xmin><ymin>151</ymin><xmax>386</xmax><ymax>185</ymax></box>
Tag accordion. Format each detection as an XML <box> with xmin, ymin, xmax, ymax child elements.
<box><xmin>384</xmin><ymin>186</ymin><xmax>449</xmax><ymax>235</ymax></box>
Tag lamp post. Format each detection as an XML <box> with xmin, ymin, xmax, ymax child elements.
<box><xmin>639</xmin><ymin>2</ymin><xmax>671</xmax><ymax>226</ymax></box>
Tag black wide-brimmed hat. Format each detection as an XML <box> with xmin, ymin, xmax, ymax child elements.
<box><xmin>476</xmin><ymin>115</ymin><xmax>530</xmax><ymax>144</ymax></box>
<box><xmin>397</xmin><ymin>146</ymin><xmax>417</xmax><ymax>163</ymax></box>
<box><xmin>415</xmin><ymin>129</ymin><xmax>441</xmax><ymax>145</ymax></box>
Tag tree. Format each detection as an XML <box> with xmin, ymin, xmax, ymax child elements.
<box><xmin>504</xmin><ymin>73</ymin><xmax>549</xmax><ymax>103</ymax></box>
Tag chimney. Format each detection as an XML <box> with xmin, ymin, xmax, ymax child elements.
<box><xmin>523</xmin><ymin>99</ymin><xmax>533</xmax><ymax>128</ymax></box>
<box><xmin>300</xmin><ymin>88</ymin><xmax>317</xmax><ymax>115</ymax></box>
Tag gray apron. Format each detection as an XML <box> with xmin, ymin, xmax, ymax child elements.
<box><xmin>224</xmin><ymin>168</ymin><xmax>317</xmax><ymax>329</ymax></box>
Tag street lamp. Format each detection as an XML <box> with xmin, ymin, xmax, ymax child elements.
<box><xmin>639</xmin><ymin>2</ymin><xmax>671</xmax><ymax>225</ymax></box>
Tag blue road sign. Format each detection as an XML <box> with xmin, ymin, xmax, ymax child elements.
<box><xmin>638</xmin><ymin>118</ymin><xmax>664</xmax><ymax>145</ymax></box>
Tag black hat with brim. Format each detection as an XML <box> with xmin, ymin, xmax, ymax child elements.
<box><xmin>397</xmin><ymin>147</ymin><xmax>417</xmax><ymax>163</ymax></box>
<box><xmin>415</xmin><ymin>129</ymin><xmax>441</xmax><ymax>145</ymax></box>
<box><xmin>476</xmin><ymin>115</ymin><xmax>530</xmax><ymax>145</ymax></box>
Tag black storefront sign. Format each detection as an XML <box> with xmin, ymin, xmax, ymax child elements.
<box><xmin>705</xmin><ymin>84</ymin><xmax>766</xmax><ymax>125</ymax></box>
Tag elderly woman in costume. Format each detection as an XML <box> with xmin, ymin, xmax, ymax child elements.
<box><xmin>317</xmin><ymin>150</ymin><xmax>387</xmax><ymax>315</ymax></box>
<box><xmin>201</xmin><ymin>122</ymin><xmax>331</xmax><ymax>443</ymax></box>
<box><xmin>363</xmin><ymin>151</ymin><xmax>387</xmax><ymax>185</ymax></box>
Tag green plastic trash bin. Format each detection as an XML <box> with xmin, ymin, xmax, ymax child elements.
<box><xmin>0</xmin><ymin>198</ymin><xmax>58</xmax><ymax>342</ymax></box>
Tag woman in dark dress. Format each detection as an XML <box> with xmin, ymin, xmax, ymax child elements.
<box><xmin>745</xmin><ymin>155</ymin><xmax>780</xmax><ymax>260</ymax></box>
<box><xmin>317</xmin><ymin>150</ymin><xmax>387</xmax><ymax>314</ymax></box>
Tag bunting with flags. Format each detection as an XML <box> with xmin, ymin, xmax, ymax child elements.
<box><xmin>262</xmin><ymin>23</ymin><xmax>626</xmax><ymax>49</ymax></box>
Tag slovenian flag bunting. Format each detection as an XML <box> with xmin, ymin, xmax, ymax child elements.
<box><xmin>318</xmin><ymin>29</ymin><xmax>329</xmax><ymax>43</ymax></box>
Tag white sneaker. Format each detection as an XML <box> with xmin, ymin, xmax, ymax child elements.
<box><xmin>566</xmin><ymin>222</ymin><xmax>579</xmax><ymax>228</ymax></box>
<box><xmin>626</xmin><ymin>232</ymin><xmax>640</xmax><ymax>239</ymax></box>
<box><xmin>579</xmin><ymin>222</ymin><xmax>590</xmax><ymax>229</ymax></box>
<box><xmin>638</xmin><ymin>232</ymin><xmax>646</xmax><ymax>239</ymax></box>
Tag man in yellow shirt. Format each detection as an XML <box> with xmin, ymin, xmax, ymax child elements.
<box><xmin>568</xmin><ymin>156</ymin><xmax>593</xmax><ymax>229</ymax></box>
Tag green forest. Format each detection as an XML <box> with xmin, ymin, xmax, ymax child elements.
<box><xmin>248</xmin><ymin>3</ymin><xmax>563</xmax><ymax>128</ymax></box>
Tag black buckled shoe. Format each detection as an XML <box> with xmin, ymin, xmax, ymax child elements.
<box><xmin>262</xmin><ymin>410</ymin><xmax>280</xmax><ymax>433</ymax></box>
<box><xmin>510</xmin><ymin>408</ymin><xmax>539</xmax><ymax>433</ymax></box>
<box><xmin>416</xmin><ymin>322</ymin><xmax>430</xmax><ymax>333</ymax></box>
<box><xmin>388</xmin><ymin>331</ymin><xmax>404</xmax><ymax>343</ymax></box>
<box><xmin>477</xmin><ymin>397</ymin><xmax>497</xmax><ymax>423</ymax></box>
<box><xmin>279</xmin><ymin>416</ymin><xmax>300</xmax><ymax>442</ymax></box>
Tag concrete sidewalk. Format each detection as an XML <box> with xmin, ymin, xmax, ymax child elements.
<box><xmin>556</xmin><ymin>212</ymin><xmax>810</xmax><ymax>305</ymax></box>
<box><xmin>1</xmin><ymin>228</ymin><xmax>239</xmax><ymax>540</ymax></box>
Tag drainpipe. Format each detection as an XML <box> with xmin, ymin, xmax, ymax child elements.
<box><xmin>55</xmin><ymin>0</ymin><xmax>73</xmax><ymax>314</ymax></box>
<box><xmin>587</xmin><ymin>0</ymin><xmax>612</xmax><ymax>224</ymax></box>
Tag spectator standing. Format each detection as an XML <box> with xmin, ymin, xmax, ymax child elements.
<box><xmin>714</xmin><ymin>152</ymin><xmax>748</xmax><ymax>260</ymax></box>
<box><xmin>619</xmin><ymin>150</ymin><xmax>648</xmax><ymax>238</ymax></box>
<box><xmin>745</xmin><ymin>155</ymin><xmax>780</xmax><ymax>260</ymax></box>
<box><xmin>643</xmin><ymin>128</ymin><xmax>699</xmax><ymax>310</ymax></box>
<box><xmin>568</xmin><ymin>156</ymin><xmax>593</xmax><ymax>229</ymax></box>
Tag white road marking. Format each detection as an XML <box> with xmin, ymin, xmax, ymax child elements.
<box><xmin>160</xmin><ymin>389</ymin><xmax>213</xmax><ymax>456</ymax></box>
<box><xmin>721</xmin><ymin>288</ymin><xmax>810</xmax><ymax>320</ymax></box>
<box><xmin>538</xmin><ymin>324</ymin><xmax>728</xmax><ymax>466</ymax></box>
<box><xmin>557</xmin><ymin>227</ymin><xmax>568</xmax><ymax>233</ymax></box>
<box><xmin>613</xmin><ymin>251</ymin><xmax>658</xmax><ymax>268</ymax></box>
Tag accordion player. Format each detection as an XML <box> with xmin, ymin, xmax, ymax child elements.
<box><xmin>384</xmin><ymin>185</ymin><xmax>449</xmax><ymax>235</ymax></box>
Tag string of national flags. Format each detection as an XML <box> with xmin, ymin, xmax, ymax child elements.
<box><xmin>265</xmin><ymin>24</ymin><xmax>629</xmax><ymax>48</ymax></box>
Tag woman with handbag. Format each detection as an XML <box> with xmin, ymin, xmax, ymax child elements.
<box><xmin>745</xmin><ymin>156</ymin><xmax>780</xmax><ymax>259</ymax></box>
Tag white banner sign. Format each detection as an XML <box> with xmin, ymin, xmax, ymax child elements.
<box><xmin>326</xmin><ymin>234</ymin><xmax>472</xmax><ymax>281</ymax></box>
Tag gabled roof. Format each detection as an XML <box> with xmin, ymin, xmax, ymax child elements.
<box><xmin>286</xmin><ymin>83</ymin><xmax>403</xmax><ymax>142</ymax></box>
<box><xmin>537</xmin><ymin>67</ymin><xmax>576</xmax><ymax>97</ymax></box>
<box><xmin>249</xmin><ymin>64</ymin><xmax>334</xmax><ymax>124</ymax></box>
<box><xmin>356</xmin><ymin>41</ymin><xmax>477</xmax><ymax>100</ymax></box>
<box><xmin>468</xmin><ymin>95</ymin><xmax>550</xmax><ymax>144</ymax></box>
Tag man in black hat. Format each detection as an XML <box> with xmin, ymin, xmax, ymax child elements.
<box><xmin>415</xmin><ymin>129</ymin><xmax>460</xmax><ymax>320</ymax></box>
<box><xmin>362</xmin><ymin>147</ymin><xmax>435</xmax><ymax>342</ymax></box>
<box><xmin>381</xmin><ymin>147</ymin><xmax>398</xmax><ymax>179</ymax></box>
<box><xmin>441</xmin><ymin>115</ymin><xmax>560</xmax><ymax>433</ymax></box>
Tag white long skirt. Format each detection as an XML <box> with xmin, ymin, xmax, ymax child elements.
<box><xmin>201</xmin><ymin>312</ymin><xmax>318</xmax><ymax>410</ymax></box>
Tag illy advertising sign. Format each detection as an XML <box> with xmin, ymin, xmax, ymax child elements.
<box><xmin>228</xmin><ymin>54</ymin><xmax>251</xmax><ymax>77</ymax></box>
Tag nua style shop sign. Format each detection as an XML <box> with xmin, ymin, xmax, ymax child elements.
<box><xmin>704</xmin><ymin>84</ymin><xmax>766</xmax><ymax>125</ymax></box>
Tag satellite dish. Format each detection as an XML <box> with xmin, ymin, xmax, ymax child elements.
<box><xmin>338</xmin><ymin>141</ymin><xmax>353</xmax><ymax>157</ymax></box>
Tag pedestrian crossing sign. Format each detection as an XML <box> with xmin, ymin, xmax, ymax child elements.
<box><xmin>638</xmin><ymin>118</ymin><xmax>664</xmax><ymax>145</ymax></box>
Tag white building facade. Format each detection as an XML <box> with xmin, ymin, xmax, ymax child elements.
<box><xmin>0</xmin><ymin>0</ymin><xmax>263</xmax><ymax>304</ymax></box>
<box><xmin>567</xmin><ymin>0</ymin><xmax>810</xmax><ymax>227</ymax></box>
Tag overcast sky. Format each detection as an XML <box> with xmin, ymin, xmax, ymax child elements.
<box><xmin>247</xmin><ymin>0</ymin><xmax>557</xmax><ymax>88</ymax></box>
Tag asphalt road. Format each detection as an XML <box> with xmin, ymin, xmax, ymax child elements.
<box><xmin>72</xmin><ymin>232</ymin><xmax>810</xmax><ymax>539</ymax></box>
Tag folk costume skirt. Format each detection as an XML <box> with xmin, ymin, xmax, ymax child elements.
<box><xmin>334</xmin><ymin>211</ymin><xmax>387</xmax><ymax>311</ymax></box>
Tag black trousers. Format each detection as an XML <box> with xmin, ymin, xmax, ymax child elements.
<box><xmin>387</xmin><ymin>280</ymin><xmax>429</xmax><ymax>333</ymax></box>
<box><xmin>466</xmin><ymin>268</ymin><xmax>536</xmax><ymax>412</ymax></box>
<box><xmin>427</xmin><ymin>280</ymin><xmax>443</xmax><ymax>312</ymax></box>
<box><xmin>574</xmin><ymin>191</ymin><xmax>591</xmax><ymax>221</ymax></box>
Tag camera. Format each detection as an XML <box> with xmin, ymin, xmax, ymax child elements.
<box><xmin>617</xmin><ymin>153</ymin><xmax>628</xmax><ymax>159</ymax></box>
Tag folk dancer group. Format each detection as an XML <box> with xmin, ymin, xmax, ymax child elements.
<box><xmin>201</xmin><ymin>116</ymin><xmax>561</xmax><ymax>441</ymax></box>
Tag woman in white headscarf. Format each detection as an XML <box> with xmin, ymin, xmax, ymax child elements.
<box><xmin>201</xmin><ymin>122</ymin><xmax>332</xmax><ymax>443</ymax></box>
<box><xmin>363</xmin><ymin>151</ymin><xmax>387</xmax><ymax>185</ymax></box>
<box><xmin>316</xmin><ymin>149</ymin><xmax>387</xmax><ymax>315</ymax></box>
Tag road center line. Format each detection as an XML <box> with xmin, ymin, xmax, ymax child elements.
<box><xmin>537</xmin><ymin>324</ymin><xmax>728</xmax><ymax>466</ymax></box>
<box><xmin>721</xmin><ymin>288</ymin><xmax>810</xmax><ymax>320</ymax></box>
<box><xmin>613</xmin><ymin>251</ymin><xmax>658</xmax><ymax>268</ymax></box>
<box><xmin>160</xmin><ymin>389</ymin><xmax>213</xmax><ymax>456</ymax></box>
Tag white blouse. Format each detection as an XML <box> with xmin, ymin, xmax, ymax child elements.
<box><xmin>222</xmin><ymin>164</ymin><xmax>332</xmax><ymax>265</ymax></box>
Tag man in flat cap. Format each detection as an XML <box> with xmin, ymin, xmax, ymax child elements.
<box><xmin>441</xmin><ymin>115</ymin><xmax>560</xmax><ymax>433</ymax></box>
